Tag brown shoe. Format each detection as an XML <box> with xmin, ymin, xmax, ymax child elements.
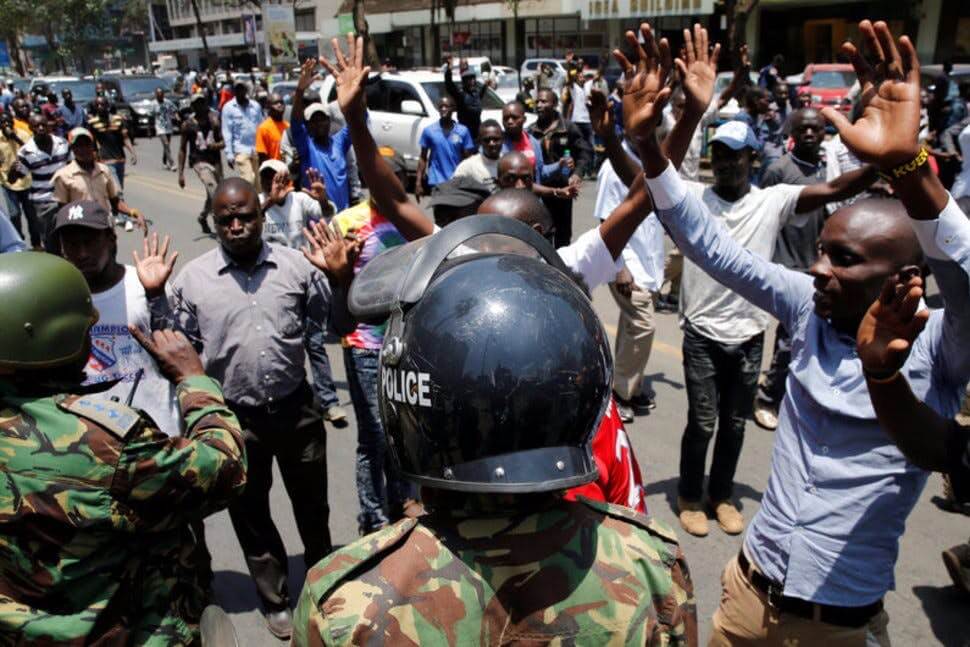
<box><xmin>710</xmin><ymin>499</ymin><xmax>744</xmax><ymax>535</ymax></box>
<box><xmin>942</xmin><ymin>542</ymin><xmax>970</xmax><ymax>595</ymax></box>
<box><xmin>677</xmin><ymin>497</ymin><xmax>709</xmax><ymax>537</ymax></box>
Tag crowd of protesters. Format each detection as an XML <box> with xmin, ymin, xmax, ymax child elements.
<box><xmin>1</xmin><ymin>16</ymin><xmax>969</xmax><ymax>647</ymax></box>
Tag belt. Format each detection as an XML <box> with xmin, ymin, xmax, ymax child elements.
<box><xmin>737</xmin><ymin>551</ymin><xmax>882</xmax><ymax>629</ymax></box>
<box><xmin>228</xmin><ymin>382</ymin><xmax>309</xmax><ymax>417</ymax></box>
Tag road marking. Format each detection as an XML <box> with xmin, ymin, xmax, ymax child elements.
<box><xmin>602</xmin><ymin>322</ymin><xmax>683</xmax><ymax>360</ymax></box>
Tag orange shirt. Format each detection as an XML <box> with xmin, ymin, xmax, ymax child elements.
<box><xmin>255</xmin><ymin>117</ymin><xmax>288</xmax><ymax>161</ymax></box>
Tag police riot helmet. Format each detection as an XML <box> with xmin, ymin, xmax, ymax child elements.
<box><xmin>349</xmin><ymin>216</ymin><xmax>612</xmax><ymax>493</ymax></box>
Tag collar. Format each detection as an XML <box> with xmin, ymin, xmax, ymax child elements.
<box><xmin>216</xmin><ymin>240</ymin><xmax>275</xmax><ymax>274</ymax></box>
<box><xmin>789</xmin><ymin>151</ymin><xmax>823</xmax><ymax>171</ymax></box>
<box><xmin>68</xmin><ymin>160</ymin><xmax>108</xmax><ymax>177</ymax></box>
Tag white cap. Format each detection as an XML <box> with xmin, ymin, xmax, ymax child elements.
<box><xmin>303</xmin><ymin>103</ymin><xmax>329</xmax><ymax>121</ymax></box>
<box><xmin>259</xmin><ymin>159</ymin><xmax>288</xmax><ymax>175</ymax></box>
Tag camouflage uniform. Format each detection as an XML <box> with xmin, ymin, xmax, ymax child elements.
<box><xmin>0</xmin><ymin>375</ymin><xmax>247</xmax><ymax>645</ymax></box>
<box><xmin>292</xmin><ymin>496</ymin><xmax>697</xmax><ymax>646</ymax></box>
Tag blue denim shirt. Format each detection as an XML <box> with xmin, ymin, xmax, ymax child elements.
<box><xmin>0</xmin><ymin>212</ymin><xmax>25</xmax><ymax>253</ymax></box>
<box><xmin>647</xmin><ymin>162</ymin><xmax>970</xmax><ymax>606</ymax></box>
<box><xmin>220</xmin><ymin>98</ymin><xmax>263</xmax><ymax>159</ymax></box>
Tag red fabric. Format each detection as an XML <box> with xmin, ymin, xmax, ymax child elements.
<box><xmin>565</xmin><ymin>398</ymin><xmax>647</xmax><ymax>513</ymax></box>
<box><xmin>218</xmin><ymin>87</ymin><xmax>234</xmax><ymax>111</ymax></box>
<box><xmin>512</xmin><ymin>130</ymin><xmax>536</xmax><ymax>168</ymax></box>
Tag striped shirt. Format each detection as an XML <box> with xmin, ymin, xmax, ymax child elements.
<box><xmin>16</xmin><ymin>136</ymin><xmax>71</xmax><ymax>205</ymax></box>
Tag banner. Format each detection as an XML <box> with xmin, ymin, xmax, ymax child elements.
<box><xmin>337</xmin><ymin>13</ymin><xmax>355</xmax><ymax>36</ymax></box>
<box><xmin>264</xmin><ymin>4</ymin><xmax>297</xmax><ymax>64</ymax></box>
<box><xmin>242</xmin><ymin>14</ymin><xmax>257</xmax><ymax>47</ymax></box>
<box><xmin>581</xmin><ymin>0</ymin><xmax>714</xmax><ymax>21</ymax></box>
<box><xmin>0</xmin><ymin>42</ymin><xmax>10</xmax><ymax>69</ymax></box>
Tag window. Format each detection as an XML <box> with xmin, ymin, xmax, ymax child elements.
<box><xmin>330</xmin><ymin>78</ymin><xmax>387</xmax><ymax>111</ymax></box>
<box><xmin>386</xmin><ymin>81</ymin><xmax>425</xmax><ymax>115</ymax></box>
<box><xmin>295</xmin><ymin>9</ymin><xmax>315</xmax><ymax>32</ymax></box>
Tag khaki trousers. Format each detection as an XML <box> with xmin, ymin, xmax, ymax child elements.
<box><xmin>664</xmin><ymin>248</ymin><xmax>683</xmax><ymax>297</ymax></box>
<box><xmin>234</xmin><ymin>151</ymin><xmax>260</xmax><ymax>192</ymax></box>
<box><xmin>709</xmin><ymin>555</ymin><xmax>890</xmax><ymax>647</ymax></box>
<box><xmin>609</xmin><ymin>283</ymin><xmax>655</xmax><ymax>401</ymax></box>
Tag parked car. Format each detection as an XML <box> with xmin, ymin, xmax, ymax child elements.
<box><xmin>320</xmin><ymin>70</ymin><xmax>535</xmax><ymax>175</ymax></box>
<box><xmin>713</xmin><ymin>70</ymin><xmax>760</xmax><ymax>120</ymax></box>
<box><xmin>520</xmin><ymin>58</ymin><xmax>567</xmax><ymax>88</ymax></box>
<box><xmin>797</xmin><ymin>63</ymin><xmax>856</xmax><ymax>113</ymax></box>
<box><xmin>29</xmin><ymin>76</ymin><xmax>79</xmax><ymax>99</ymax></box>
<box><xmin>920</xmin><ymin>63</ymin><xmax>970</xmax><ymax>91</ymax></box>
<box><xmin>110</xmin><ymin>75</ymin><xmax>180</xmax><ymax>136</ymax></box>
<box><xmin>492</xmin><ymin>65</ymin><xmax>521</xmax><ymax>103</ymax></box>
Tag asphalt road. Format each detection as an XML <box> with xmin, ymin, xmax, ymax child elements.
<box><xmin>112</xmin><ymin>138</ymin><xmax>968</xmax><ymax>645</ymax></box>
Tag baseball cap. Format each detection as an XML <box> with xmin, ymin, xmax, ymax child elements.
<box><xmin>460</xmin><ymin>69</ymin><xmax>476</xmax><ymax>79</ymax></box>
<box><xmin>427</xmin><ymin>176</ymin><xmax>492</xmax><ymax>210</ymax></box>
<box><xmin>190</xmin><ymin>92</ymin><xmax>207</xmax><ymax>103</ymax></box>
<box><xmin>710</xmin><ymin>121</ymin><xmax>762</xmax><ymax>151</ymax></box>
<box><xmin>52</xmin><ymin>201</ymin><xmax>112</xmax><ymax>234</ymax></box>
<box><xmin>67</xmin><ymin>127</ymin><xmax>94</xmax><ymax>145</ymax></box>
<box><xmin>303</xmin><ymin>103</ymin><xmax>330</xmax><ymax>121</ymax></box>
<box><xmin>259</xmin><ymin>159</ymin><xmax>289</xmax><ymax>176</ymax></box>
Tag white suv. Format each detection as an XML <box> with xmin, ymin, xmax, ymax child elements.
<box><xmin>319</xmin><ymin>70</ymin><xmax>534</xmax><ymax>174</ymax></box>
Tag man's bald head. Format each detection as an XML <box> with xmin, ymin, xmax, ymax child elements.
<box><xmin>213</xmin><ymin>177</ymin><xmax>259</xmax><ymax>210</ymax></box>
<box><xmin>478</xmin><ymin>188</ymin><xmax>553</xmax><ymax>234</ymax></box>
<box><xmin>811</xmin><ymin>197</ymin><xmax>924</xmax><ymax>328</ymax></box>
<box><xmin>212</xmin><ymin>178</ymin><xmax>263</xmax><ymax>258</ymax></box>
<box><xmin>497</xmin><ymin>152</ymin><xmax>534</xmax><ymax>190</ymax></box>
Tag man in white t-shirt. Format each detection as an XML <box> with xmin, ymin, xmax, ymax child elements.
<box><xmin>257</xmin><ymin>158</ymin><xmax>346</xmax><ymax>427</ymax></box>
<box><xmin>673</xmin><ymin>121</ymin><xmax>876</xmax><ymax>539</ymax></box>
<box><xmin>50</xmin><ymin>200</ymin><xmax>180</xmax><ymax>436</ymax></box>
<box><xmin>258</xmin><ymin>159</ymin><xmax>335</xmax><ymax>249</ymax></box>
<box><xmin>452</xmin><ymin>119</ymin><xmax>503</xmax><ymax>190</ymax></box>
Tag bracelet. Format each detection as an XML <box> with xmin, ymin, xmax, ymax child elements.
<box><xmin>878</xmin><ymin>148</ymin><xmax>929</xmax><ymax>183</ymax></box>
<box><xmin>863</xmin><ymin>368</ymin><xmax>902</xmax><ymax>384</ymax></box>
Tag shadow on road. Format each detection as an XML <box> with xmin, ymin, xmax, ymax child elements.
<box><xmin>644</xmin><ymin>372</ymin><xmax>684</xmax><ymax>392</ymax></box>
<box><xmin>213</xmin><ymin>553</ymin><xmax>311</xmax><ymax>614</ymax></box>
<box><xmin>912</xmin><ymin>585</ymin><xmax>970</xmax><ymax>646</ymax></box>
<box><xmin>643</xmin><ymin>476</ymin><xmax>763</xmax><ymax>515</ymax></box>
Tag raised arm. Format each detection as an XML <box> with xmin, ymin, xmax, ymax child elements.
<box><xmin>319</xmin><ymin>35</ymin><xmax>432</xmax><ymax>240</ymax></box>
<box><xmin>589</xmin><ymin>88</ymin><xmax>640</xmax><ymax>186</ymax></box>
<box><xmin>718</xmin><ymin>45</ymin><xmax>751</xmax><ymax>108</ymax></box>
<box><xmin>794</xmin><ymin>164</ymin><xmax>878</xmax><ymax>213</ymax></box>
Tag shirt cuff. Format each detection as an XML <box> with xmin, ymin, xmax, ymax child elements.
<box><xmin>909</xmin><ymin>195</ymin><xmax>970</xmax><ymax>262</ymax></box>
<box><xmin>644</xmin><ymin>161</ymin><xmax>687</xmax><ymax>211</ymax></box>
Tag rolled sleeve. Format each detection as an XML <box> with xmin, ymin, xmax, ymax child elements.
<box><xmin>557</xmin><ymin>228</ymin><xmax>619</xmax><ymax>291</ymax></box>
<box><xmin>908</xmin><ymin>195</ymin><xmax>970</xmax><ymax>263</ymax></box>
<box><xmin>644</xmin><ymin>162</ymin><xmax>688</xmax><ymax>211</ymax></box>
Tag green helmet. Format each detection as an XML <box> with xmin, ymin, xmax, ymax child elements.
<box><xmin>0</xmin><ymin>252</ymin><xmax>98</xmax><ymax>370</ymax></box>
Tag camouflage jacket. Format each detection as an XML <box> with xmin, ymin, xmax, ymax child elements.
<box><xmin>0</xmin><ymin>375</ymin><xmax>247</xmax><ymax>646</ymax></box>
<box><xmin>292</xmin><ymin>496</ymin><xmax>697</xmax><ymax>646</ymax></box>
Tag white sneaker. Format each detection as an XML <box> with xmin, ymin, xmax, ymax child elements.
<box><xmin>124</xmin><ymin>220</ymin><xmax>134</xmax><ymax>232</ymax></box>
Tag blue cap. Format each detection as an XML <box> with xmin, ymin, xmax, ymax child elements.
<box><xmin>710</xmin><ymin>121</ymin><xmax>761</xmax><ymax>151</ymax></box>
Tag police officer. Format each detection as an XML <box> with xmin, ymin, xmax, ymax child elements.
<box><xmin>0</xmin><ymin>252</ymin><xmax>247</xmax><ymax>644</ymax></box>
<box><xmin>291</xmin><ymin>217</ymin><xmax>697</xmax><ymax>646</ymax></box>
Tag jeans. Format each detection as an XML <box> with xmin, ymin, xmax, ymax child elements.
<box><xmin>109</xmin><ymin>161</ymin><xmax>126</xmax><ymax>190</ymax></box>
<box><xmin>304</xmin><ymin>318</ymin><xmax>339</xmax><ymax>409</ymax></box>
<box><xmin>679</xmin><ymin>321</ymin><xmax>763</xmax><ymax>502</ymax></box>
<box><xmin>343</xmin><ymin>346</ymin><xmax>414</xmax><ymax>532</ymax></box>
<box><xmin>757</xmin><ymin>324</ymin><xmax>791</xmax><ymax>407</ymax></box>
<box><xmin>4</xmin><ymin>187</ymin><xmax>40</xmax><ymax>246</ymax></box>
<box><xmin>575</xmin><ymin>121</ymin><xmax>593</xmax><ymax>166</ymax></box>
<box><xmin>541</xmin><ymin>193</ymin><xmax>574</xmax><ymax>248</ymax></box>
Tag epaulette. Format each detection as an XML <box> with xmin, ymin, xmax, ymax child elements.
<box><xmin>55</xmin><ymin>395</ymin><xmax>142</xmax><ymax>439</ymax></box>
<box><xmin>577</xmin><ymin>496</ymin><xmax>680</xmax><ymax>545</ymax></box>
<box><xmin>306</xmin><ymin>517</ymin><xmax>419</xmax><ymax>606</ymax></box>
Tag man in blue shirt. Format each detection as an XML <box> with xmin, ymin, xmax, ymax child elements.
<box><xmin>221</xmin><ymin>80</ymin><xmax>263</xmax><ymax>190</ymax></box>
<box><xmin>624</xmin><ymin>18</ymin><xmax>970</xmax><ymax>644</ymax></box>
<box><xmin>414</xmin><ymin>96</ymin><xmax>474</xmax><ymax>203</ymax></box>
<box><xmin>291</xmin><ymin>61</ymin><xmax>352</xmax><ymax>212</ymax></box>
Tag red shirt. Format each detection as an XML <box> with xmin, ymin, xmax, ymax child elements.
<box><xmin>511</xmin><ymin>130</ymin><xmax>537</xmax><ymax>168</ymax></box>
<box><xmin>565</xmin><ymin>398</ymin><xmax>646</xmax><ymax>513</ymax></box>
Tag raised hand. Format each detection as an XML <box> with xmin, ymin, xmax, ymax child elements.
<box><xmin>317</xmin><ymin>34</ymin><xmax>371</xmax><ymax>120</ymax></box>
<box><xmin>821</xmin><ymin>20</ymin><xmax>921</xmax><ymax>168</ymax></box>
<box><xmin>676</xmin><ymin>23</ymin><xmax>720</xmax><ymax>115</ymax></box>
<box><xmin>588</xmin><ymin>88</ymin><xmax>614</xmax><ymax>138</ymax></box>
<box><xmin>301</xmin><ymin>220</ymin><xmax>361</xmax><ymax>287</ymax></box>
<box><xmin>133</xmin><ymin>232</ymin><xmax>178</xmax><ymax>299</ymax></box>
<box><xmin>269</xmin><ymin>169</ymin><xmax>293</xmax><ymax>203</ymax></box>
<box><xmin>303</xmin><ymin>167</ymin><xmax>329</xmax><ymax>204</ymax></box>
<box><xmin>856</xmin><ymin>272</ymin><xmax>929</xmax><ymax>378</ymax></box>
<box><xmin>613</xmin><ymin>23</ymin><xmax>673</xmax><ymax>145</ymax></box>
<box><xmin>296</xmin><ymin>56</ymin><xmax>319</xmax><ymax>92</ymax></box>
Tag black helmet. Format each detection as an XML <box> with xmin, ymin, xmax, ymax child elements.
<box><xmin>349</xmin><ymin>216</ymin><xmax>612</xmax><ymax>493</ymax></box>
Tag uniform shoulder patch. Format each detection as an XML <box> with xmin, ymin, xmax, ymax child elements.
<box><xmin>56</xmin><ymin>396</ymin><xmax>142</xmax><ymax>439</ymax></box>
<box><xmin>305</xmin><ymin>517</ymin><xmax>419</xmax><ymax>607</ymax></box>
<box><xmin>577</xmin><ymin>496</ymin><xmax>680</xmax><ymax>545</ymax></box>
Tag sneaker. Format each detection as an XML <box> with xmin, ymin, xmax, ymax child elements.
<box><xmin>709</xmin><ymin>499</ymin><xmax>744</xmax><ymax>535</ymax></box>
<box><xmin>263</xmin><ymin>609</ymin><xmax>293</xmax><ymax>641</ymax></box>
<box><xmin>753</xmin><ymin>401</ymin><xmax>779</xmax><ymax>431</ymax></box>
<box><xmin>124</xmin><ymin>220</ymin><xmax>134</xmax><ymax>232</ymax></box>
<box><xmin>323</xmin><ymin>405</ymin><xmax>349</xmax><ymax>428</ymax></box>
<box><xmin>614</xmin><ymin>396</ymin><xmax>634</xmax><ymax>423</ymax></box>
<box><xmin>198</xmin><ymin>214</ymin><xmax>212</xmax><ymax>235</ymax></box>
<box><xmin>942</xmin><ymin>541</ymin><xmax>970</xmax><ymax>595</ymax></box>
<box><xmin>677</xmin><ymin>496</ymin><xmax>709</xmax><ymax>537</ymax></box>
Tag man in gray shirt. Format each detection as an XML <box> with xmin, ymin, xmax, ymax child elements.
<box><xmin>140</xmin><ymin>177</ymin><xmax>351</xmax><ymax>640</ymax></box>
